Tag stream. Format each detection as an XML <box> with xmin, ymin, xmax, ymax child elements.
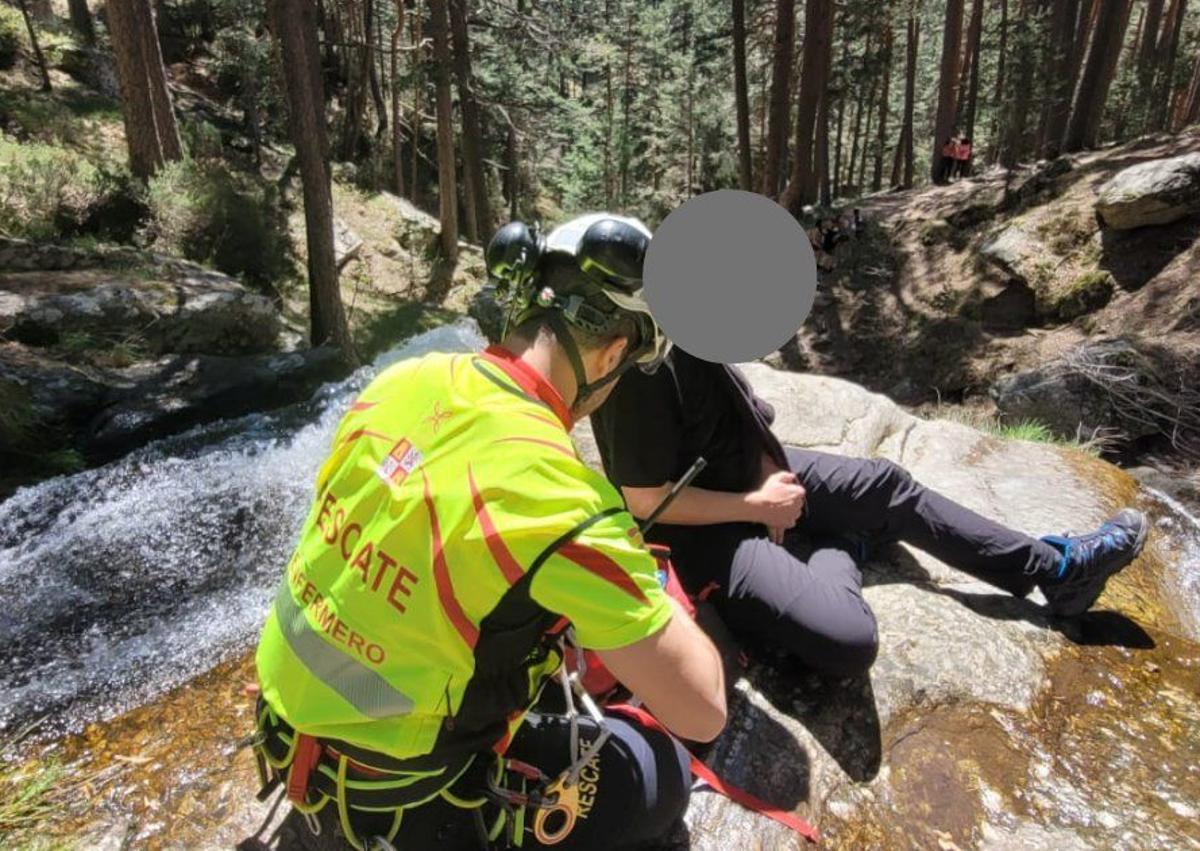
<box><xmin>0</xmin><ymin>321</ymin><xmax>487</xmax><ymax>738</ymax></box>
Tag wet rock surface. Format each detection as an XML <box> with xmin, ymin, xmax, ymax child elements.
<box><xmin>17</xmin><ymin>362</ymin><xmax>1199</xmax><ymax>851</ymax></box>
<box><xmin>0</xmin><ymin>240</ymin><xmax>347</xmax><ymax>488</ymax></box>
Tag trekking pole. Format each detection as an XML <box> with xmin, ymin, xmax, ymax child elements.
<box><xmin>638</xmin><ymin>456</ymin><xmax>706</xmax><ymax>535</ymax></box>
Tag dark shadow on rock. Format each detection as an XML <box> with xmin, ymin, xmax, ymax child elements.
<box><xmin>925</xmin><ymin>585</ymin><xmax>1156</xmax><ymax>650</ymax></box>
<box><xmin>745</xmin><ymin>657</ymin><xmax>883</xmax><ymax>785</ymax></box>
<box><xmin>860</xmin><ymin>541</ymin><xmax>935</xmax><ymax>588</ymax></box>
<box><xmin>704</xmin><ymin>676</ymin><xmax>819</xmax><ymax>806</ymax></box>
<box><xmin>1098</xmin><ymin>213</ymin><xmax>1200</xmax><ymax>291</ymax></box>
<box><xmin>649</xmin><ymin>817</ymin><xmax>693</xmax><ymax>850</ymax></box>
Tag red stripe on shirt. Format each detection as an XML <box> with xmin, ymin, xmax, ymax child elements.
<box><xmin>494</xmin><ymin>436</ymin><xmax>576</xmax><ymax>459</ymax></box>
<box><xmin>518</xmin><ymin>410</ymin><xmax>565</xmax><ymax>430</ymax></box>
<box><xmin>557</xmin><ymin>540</ymin><xmax>650</xmax><ymax>606</ymax></box>
<box><xmin>468</xmin><ymin>465</ymin><xmax>525</xmax><ymax>585</ymax></box>
<box><xmin>422</xmin><ymin>470</ymin><xmax>479</xmax><ymax>650</ymax></box>
<box><xmin>350</xmin><ymin>401</ymin><xmax>377</xmax><ymax>412</ymax></box>
<box><xmin>341</xmin><ymin>428</ymin><xmax>393</xmax><ymax>446</ymax></box>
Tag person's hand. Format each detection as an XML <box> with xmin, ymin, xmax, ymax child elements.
<box><xmin>747</xmin><ymin>470</ymin><xmax>806</xmax><ymax>532</ymax></box>
<box><xmin>767</xmin><ymin>525</ymin><xmax>787</xmax><ymax>546</ymax></box>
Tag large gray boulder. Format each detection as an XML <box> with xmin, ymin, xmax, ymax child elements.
<box><xmin>1095</xmin><ymin>152</ymin><xmax>1200</xmax><ymax>229</ymax></box>
<box><xmin>0</xmin><ymin>267</ymin><xmax>281</xmax><ymax>356</ymax></box>
<box><xmin>980</xmin><ymin>223</ymin><xmax>1038</xmax><ymax>283</ymax></box>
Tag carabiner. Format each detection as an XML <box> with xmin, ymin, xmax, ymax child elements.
<box><xmin>532</xmin><ymin>774</ymin><xmax>581</xmax><ymax>846</ymax></box>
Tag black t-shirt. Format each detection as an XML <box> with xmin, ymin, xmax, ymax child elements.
<box><xmin>591</xmin><ymin>349</ymin><xmax>787</xmax><ymax>496</ymax></box>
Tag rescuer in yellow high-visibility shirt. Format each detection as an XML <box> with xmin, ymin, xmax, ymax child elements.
<box><xmin>251</xmin><ymin>214</ymin><xmax>726</xmax><ymax>850</ymax></box>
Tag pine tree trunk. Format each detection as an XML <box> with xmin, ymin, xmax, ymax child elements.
<box><xmin>391</xmin><ymin>0</ymin><xmax>405</xmax><ymax>196</ymax></box>
<box><xmin>859</xmin><ymin>68</ymin><xmax>878</xmax><ymax>191</ymax></box>
<box><xmin>988</xmin><ymin>0</ymin><xmax>1009</xmax><ymax>162</ymax></box>
<box><xmin>139</xmin><ymin>0</ymin><xmax>181</xmax><ymax>162</ymax></box>
<box><xmin>505</xmin><ymin>115</ymin><xmax>519</xmax><ymax>219</ymax></box>
<box><xmin>1151</xmin><ymin>0</ymin><xmax>1186</xmax><ymax>129</ymax></box>
<box><xmin>959</xmin><ymin>0</ymin><xmax>983</xmax><ymax>141</ymax></box>
<box><xmin>340</xmin><ymin>0</ymin><xmax>367</xmax><ymax>160</ymax></box>
<box><xmin>16</xmin><ymin>0</ymin><xmax>51</xmax><ymax>91</ymax></box>
<box><xmin>108</xmin><ymin>0</ymin><xmax>184</xmax><ymax>177</ymax></box>
<box><xmin>268</xmin><ymin>0</ymin><xmax>356</xmax><ymax>364</ymax></box>
<box><xmin>366</xmin><ymin>0</ymin><xmax>387</xmax><ymax>143</ymax></box>
<box><xmin>619</xmin><ymin>5</ymin><xmax>634</xmax><ymax>206</ymax></box>
<box><xmin>760</xmin><ymin>0</ymin><xmax>795</xmax><ymax>197</ymax></box>
<box><xmin>817</xmin><ymin>82</ymin><xmax>832</xmax><ymax>206</ymax></box>
<box><xmin>732</xmin><ymin>0</ymin><xmax>754</xmax><ymax>190</ymax></box>
<box><xmin>427</xmin><ymin>0</ymin><xmax>458</xmax><ymax>263</ymax></box>
<box><xmin>873</xmin><ymin>27</ymin><xmax>893</xmax><ymax>192</ymax></box>
<box><xmin>1041</xmin><ymin>0</ymin><xmax>1081</xmax><ymax>157</ymax></box>
<box><xmin>410</xmin><ymin>0</ymin><xmax>423</xmax><ymax>206</ymax></box>
<box><xmin>931</xmin><ymin>0</ymin><xmax>964</xmax><ymax>183</ymax></box>
<box><xmin>1112</xmin><ymin>4</ymin><xmax>1143</xmax><ymax>140</ymax></box>
<box><xmin>845</xmin><ymin>35</ymin><xmax>872</xmax><ymax>195</ymax></box>
<box><xmin>68</xmin><ymin>0</ymin><xmax>95</xmax><ymax>44</ymax></box>
<box><xmin>780</xmin><ymin>0</ymin><xmax>833</xmax><ymax>211</ymax></box>
<box><xmin>891</xmin><ymin>13</ymin><xmax>918</xmax><ymax>188</ymax></box>
<box><xmin>1000</xmin><ymin>0</ymin><xmax>1036</xmax><ymax>167</ymax></box>
<box><xmin>685</xmin><ymin>6</ymin><xmax>695</xmax><ymax>196</ymax></box>
<box><xmin>449</xmin><ymin>0</ymin><xmax>492</xmax><ymax>242</ymax></box>
<box><xmin>1174</xmin><ymin>48</ymin><xmax>1200</xmax><ymax>128</ymax></box>
<box><xmin>833</xmin><ymin>40</ymin><xmax>848</xmax><ymax>197</ymax></box>
<box><xmin>604</xmin><ymin>46</ymin><xmax>614</xmax><ymax>204</ymax></box>
<box><xmin>1137</xmin><ymin>0</ymin><xmax>1166</xmax><ymax>116</ymax></box>
<box><xmin>956</xmin><ymin>0</ymin><xmax>982</xmax><ymax>124</ymax></box>
<box><xmin>1064</xmin><ymin>0</ymin><xmax>1131</xmax><ymax>150</ymax></box>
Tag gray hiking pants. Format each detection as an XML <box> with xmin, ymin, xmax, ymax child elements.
<box><xmin>652</xmin><ymin>449</ymin><xmax>1063</xmax><ymax>678</ymax></box>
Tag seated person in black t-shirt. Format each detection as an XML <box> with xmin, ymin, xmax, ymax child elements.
<box><xmin>590</xmin><ymin>349</ymin><xmax>1148</xmax><ymax>677</ymax></box>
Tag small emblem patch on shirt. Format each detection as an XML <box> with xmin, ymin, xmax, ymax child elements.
<box><xmin>378</xmin><ymin>438</ymin><xmax>424</xmax><ymax>485</ymax></box>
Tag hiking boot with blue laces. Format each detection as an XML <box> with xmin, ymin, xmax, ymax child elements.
<box><xmin>1038</xmin><ymin>509</ymin><xmax>1148</xmax><ymax>617</ymax></box>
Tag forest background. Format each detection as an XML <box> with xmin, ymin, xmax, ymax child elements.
<box><xmin>3</xmin><ymin>0</ymin><xmax>1200</xmax><ymax>361</ymax></box>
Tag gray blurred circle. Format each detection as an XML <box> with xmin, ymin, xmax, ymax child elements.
<box><xmin>644</xmin><ymin>190</ymin><xmax>816</xmax><ymax>363</ymax></box>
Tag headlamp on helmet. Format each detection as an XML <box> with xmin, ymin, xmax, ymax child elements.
<box><xmin>485</xmin><ymin>214</ymin><xmax>671</xmax><ymax>375</ymax></box>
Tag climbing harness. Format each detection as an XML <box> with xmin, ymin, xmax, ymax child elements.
<box><xmin>246</xmin><ymin>695</ymin><xmax>495</xmax><ymax>851</ymax></box>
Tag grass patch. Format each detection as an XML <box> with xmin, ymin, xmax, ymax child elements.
<box><xmin>926</xmin><ymin>404</ymin><xmax>1106</xmax><ymax>456</ymax></box>
<box><xmin>0</xmin><ymin>756</ymin><xmax>68</xmax><ymax>841</ymax></box>
<box><xmin>0</xmin><ymin>84</ymin><xmax>124</xmax><ymax>156</ymax></box>
<box><xmin>356</xmin><ymin>302</ymin><xmax>459</xmax><ymax>358</ymax></box>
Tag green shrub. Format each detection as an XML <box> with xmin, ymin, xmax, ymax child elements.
<box><xmin>0</xmin><ymin>137</ymin><xmax>109</xmax><ymax>239</ymax></box>
<box><xmin>0</xmin><ymin>7</ymin><xmax>23</xmax><ymax>71</ymax></box>
<box><xmin>144</xmin><ymin>159</ymin><xmax>293</xmax><ymax>289</ymax></box>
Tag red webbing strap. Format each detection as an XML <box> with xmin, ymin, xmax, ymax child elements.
<box><xmin>607</xmin><ymin>703</ymin><xmax>820</xmax><ymax>845</ymax></box>
<box><xmin>286</xmin><ymin>733</ymin><xmax>322</xmax><ymax>805</ymax></box>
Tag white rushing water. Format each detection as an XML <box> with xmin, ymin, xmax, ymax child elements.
<box><xmin>0</xmin><ymin>321</ymin><xmax>486</xmax><ymax>735</ymax></box>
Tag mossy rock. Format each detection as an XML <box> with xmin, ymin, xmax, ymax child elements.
<box><xmin>1039</xmin><ymin>269</ymin><xmax>1115</xmax><ymax>322</ymax></box>
<box><xmin>946</xmin><ymin>203</ymin><xmax>996</xmax><ymax>230</ymax></box>
<box><xmin>919</xmin><ymin>218</ymin><xmax>960</xmax><ymax>247</ymax></box>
